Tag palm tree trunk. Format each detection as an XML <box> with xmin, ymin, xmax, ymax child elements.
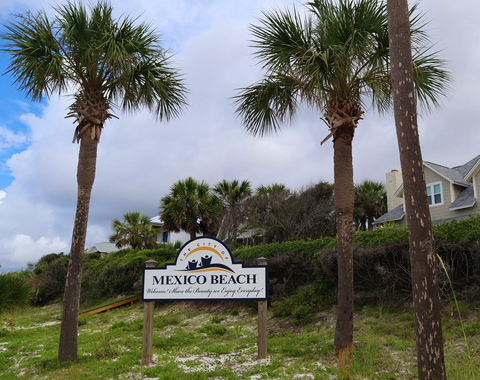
<box><xmin>386</xmin><ymin>1</ymin><xmax>446</xmax><ymax>379</ymax></box>
<box><xmin>333</xmin><ymin>127</ymin><xmax>355</xmax><ymax>351</ymax></box>
<box><xmin>58</xmin><ymin>132</ymin><xmax>98</xmax><ymax>362</ymax></box>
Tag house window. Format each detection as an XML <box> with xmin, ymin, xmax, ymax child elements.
<box><xmin>426</xmin><ymin>183</ymin><xmax>442</xmax><ymax>206</ymax></box>
<box><xmin>162</xmin><ymin>231</ymin><xmax>170</xmax><ymax>243</ymax></box>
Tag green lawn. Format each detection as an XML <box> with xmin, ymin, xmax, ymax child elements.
<box><xmin>0</xmin><ymin>300</ymin><xmax>479</xmax><ymax>379</ymax></box>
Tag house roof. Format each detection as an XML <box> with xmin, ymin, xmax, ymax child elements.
<box><xmin>449</xmin><ymin>184</ymin><xmax>476</xmax><ymax>211</ymax></box>
<box><xmin>393</xmin><ymin>155</ymin><xmax>480</xmax><ymax>200</ymax></box>
<box><xmin>423</xmin><ymin>161</ymin><xmax>470</xmax><ymax>187</ymax></box>
<box><xmin>455</xmin><ymin>154</ymin><xmax>480</xmax><ymax>180</ymax></box>
<box><xmin>86</xmin><ymin>242</ymin><xmax>119</xmax><ymax>254</ymax></box>
<box><xmin>373</xmin><ymin>204</ymin><xmax>405</xmax><ymax>224</ymax></box>
<box><xmin>150</xmin><ymin>216</ymin><xmax>162</xmax><ymax>227</ymax></box>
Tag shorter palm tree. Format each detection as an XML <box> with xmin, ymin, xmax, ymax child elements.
<box><xmin>0</xmin><ymin>273</ymin><xmax>31</xmax><ymax>316</ymax></box>
<box><xmin>354</xmin><ymin>180</ymin><xmax>387</xmax><ymax>230</ymax></box>
<box><xmin>109</xmin><ymin>211</ymin><xmax>158</xmax><ymax>250</ymax></box>
<box><xmin>214</xmin><ymin>180</ymin><xmax>252</xmax><ymax>243</ymax></box>
<box><xmin>159</xmin><ymin>177</ymin><xmax>221</xmax><ymax>239</ymax></box>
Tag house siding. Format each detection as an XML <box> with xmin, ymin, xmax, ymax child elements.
<box><xmin>424</xmin><ymin>170</ymin><xmax>452</xmax><ymax>221</ymax></box>
<box><xmin>424</xmin><ymin>168</ymin><xmax>480</xmax><ymax>221</ymax></box>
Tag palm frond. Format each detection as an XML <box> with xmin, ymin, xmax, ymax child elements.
<box><xmin>412</xmin><ymin>47</ymin><xmax>452</xmax><ymax>112</ymax></box>
<box><xmin>1</xmin><ymin>11</ymin><xmax>65</xmax><ymax>101</ymax></box>
<box><xmin>2</xmin><ymin>1</ymin><xmax>187</xmax><ymax>123</ymax></box>
<box><xmin>234</xmin><ymin>75</ymin><xmax>301</xmax><ymax>137</ymax></box>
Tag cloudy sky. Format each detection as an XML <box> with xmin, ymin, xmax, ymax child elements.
<box><xmin>0</xmin><ymin>0</ymin><xmax>478</xmax><ymax>272</ymax></box>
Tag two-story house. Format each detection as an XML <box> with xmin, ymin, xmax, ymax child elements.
<box><xmin>375</xmin><ymin>154</ymin><xmax>480</xmax><ymax>226</ymax></box>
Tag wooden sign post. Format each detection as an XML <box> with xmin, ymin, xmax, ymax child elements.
<box><xmin>257</xmin><ymin>257</ymin><xmax>268</xmax><ymax>359</ymax></box>
<box><xmin>141</xmin><ymin>259</ymin><xmax>157</xmax><ymax>365</ymax></box>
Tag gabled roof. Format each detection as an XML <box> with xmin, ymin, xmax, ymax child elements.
<box><xmin>373</xmin><ymin>204</ymin><xmax>405</xmax><ymax>224</ymax></box>
<box><xmin>449</xmin><ymin>185</ymin><xmax>476</xmax><ymax>211</ymax></box>
<box><xmin>423</xmin><ymin>161</ymin><xmax>470</xmax><ymax>187</ymax></box>
<box><xmin>392</xmin><ymin>155</ymin><xmax>480</xmax><ymax>199</ymax></box>
<box><xmin>455</xmin><ymin>154</ymin><xmax>480</xmax><ymax>181</ymax></box>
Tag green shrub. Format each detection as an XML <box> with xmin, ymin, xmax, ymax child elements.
<box><xmin>233</xmin><ymin>237</ymin><xmax>337</xmax><ymax>260</ymax></box>
<box><xmin>199</xmin><ymin>324</ymin><xmax>227</xmax><ymax>336</ymax></box>
<box><xmin>353</xmin><ymin>227</ymin><xmax>408</xmax><ymax>247</ymax></box>
<box><xmin>154</xmin><ymin>314</ymin><xmax>181</xmax><ymax>328</ymax></box>
<box><xmin>433</xmin><ymin>215</ymin><xmax>480</xmax><ymax>242</ymax></box>
<box><xmin>0</xmin><ymin>273</ymin><xmax>32</xmax><ymax>315</ymax></box>
<box><xmin>110</xmin><ymin>318</ymin><xmax>143</xmax><ymax>332</ymax></box>
<box><xmin>211</xmin><ymin>315</ymin><xmax>222</xmax><ymax>324</ymax></box>
<box><xmin>82</xmin><ymin>247</ymin><xmax>177</xmax><ymax>299</ymax></box>
<box><xmin>28</xmin><ymin>252</ymin><xmax>69</xmax><ymax>304</ymax></box>
<box><xmin>272</xmin><ymin>283</ymin><xmax>335</xmax><ymax>325</ymax></box>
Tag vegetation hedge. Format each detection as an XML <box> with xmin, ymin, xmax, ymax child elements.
<box><xmin>28</xmin><ymin>215</ymin><xmax>480</xmax><ymax>310</ymax></box>
<box><xmin>81</xmin><ymin>247</ymin><xmax>177</xmax><ymax>303</ymax></box>
<box><xmin>433</xmin><ymin>216</ymin><xmax>480</xmax><ymax>242</ymax></box>
<box><xmin>353</xmin><ymin>225</ymin><xmax>408</xmax><ymax>246</ymax></box>
<box><xmin>233</xmin><ymin>237</ymin><xmax>337</xmax><ymax>260</ymax></box>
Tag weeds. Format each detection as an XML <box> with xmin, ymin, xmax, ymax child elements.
<box><xmin>92</xmin><ymin>330</ymin><xmax>118</xmax><ymax>359</ymax></box>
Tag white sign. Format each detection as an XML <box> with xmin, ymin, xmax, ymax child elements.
<box><xmin>142</xmin><ymin>237</ymin><xmax>267</xmax><ymax>301</ymax></box>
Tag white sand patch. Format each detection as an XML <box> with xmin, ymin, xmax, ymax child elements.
<box><xmin>13</xmin><ymin>320</ymin><xmax>60</xmax><ymax>330</ymax></box>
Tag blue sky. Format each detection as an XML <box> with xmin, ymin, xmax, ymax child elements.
<box><xmin>0</xmin><ymin>0</ymin><xmax>479</xmax><ymax>272</ymax></box>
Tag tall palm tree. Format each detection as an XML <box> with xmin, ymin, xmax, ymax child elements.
<box><xmin>2</xmin><ymin>1</ymin><xmax>187</xmax><ymax>362</ymax></box>
<box><xmin>234</xmin><ymin>0</ymin><xmax>449</xmax><ymax>351</ymax></box>
<box><xmin>109</xmin><ymin>211</ymin><xmax>158</xmax><ymax>250</ymax></box>
<box><xmin>387</xmin><ymin>0</ymin><xmax>447</xmax><ymax>378</ymax></box>
<box><xmin>159</xmin><ymin>177</ymin><xmax>221</xmax><ymax>239</ymax></box>
<box><xmin>214</xmin><ymin>179</ymin><xmax>252</xmax><ymax>243</ymax></box>
<box><xmin>354</xmin><ymin>180</ymin><xmax>387</xmax><ymax>230</ymax></box>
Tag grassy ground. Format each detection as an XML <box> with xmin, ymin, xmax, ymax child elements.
<box><xmin>0</xmin><ymin>299</ymin><xmax>479</xmax><ymax>379</ymax></box>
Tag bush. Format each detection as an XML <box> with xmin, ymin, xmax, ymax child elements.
<box><xmin>199</xmin><ymin>324</ymin><xmax>227</xmax><ymax>336</ymax></box>
<box><xmin>0</xmin><ymin>273</ymin><xmax>32</xmax><ymax>315</ymax></box>
<box><xmin>353</xmin><ymin>226</ymin><xmax>408</xmax><ymax>247</ymax></box>
<box><xmin>28</xmin><ymin>252</ymin><xmax>69</xmax><ymax>305</ymax></box>
<box><xmin>81</xmin><ymin>246</ymin><xmax>177</xmax><ymax>301</ymax></box>
<box><xmin>433</xmin><ymin>215</ymin><xmax>480</xmax><ymax>242</ymax></box>
<box><xmin>271</xmin><ymin>283</ymin><xmax>335</xmax><ymax>325</ymax></box>
<box><xmin>233</xmin><ymin>237</ymin><xmax>337</xmax><ymax>260</ymax></box>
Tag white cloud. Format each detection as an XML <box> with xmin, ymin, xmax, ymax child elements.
<box><xmin>0</xmin><ymin>125</ymin><xmax>28</xmax><ymax>151</ymax></box>
<box><xmin>0</xmin><ymin>234</ymin><xmax>68</xmax><ymax>271</ymax></box>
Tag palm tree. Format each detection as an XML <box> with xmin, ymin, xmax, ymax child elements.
<box><xmin>159</xmin><ymin>177</ymin><xmax>221</xmax><ymax>239</ymax></box>
<box><xmin>109</xmin><ymin>211</ymin><xmax>158</xmax><ymax>250</ymax></box>
<box><xmin>354</xmin><ymin>180</ymin><xmax>387</xmax><ymax>230</ymax></box>
<box><xmin>234</xmin><ymin>0</ymin><xmax>449</xmax><ymax>352</ymax></box>
<box><xmin>213</xmin><ymin>179</ymin><xmax>252</xmax><ymax>243</ymax></box>
<box><xmin>387</xmin><ymin>0</ymin><xmax>447</xmax><ymax>378</ymax></box>
<box><xmin>2</xmin><ymin>2</ymin><xmax>187</xmax><ymax>362</ymax></box>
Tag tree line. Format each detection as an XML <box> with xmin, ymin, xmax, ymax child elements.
<box><xmin>108</xmin><ymin>178</ymin><xmax>387</xmax><ymax>250</ymax></box>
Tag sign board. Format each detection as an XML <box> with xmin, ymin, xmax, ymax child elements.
<box><xmin>142</xmin><ymin>236</ymin><xmax>267</xmax><ymax>301</ymax></box>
